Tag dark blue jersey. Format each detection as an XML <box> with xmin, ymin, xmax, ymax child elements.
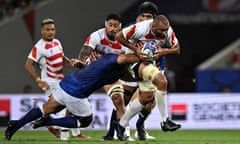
<box><xmin>60</xmin><ymin>54</ymin><xmax>126</xmax><ymax>98</ymax></box>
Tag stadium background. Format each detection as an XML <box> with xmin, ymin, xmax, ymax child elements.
<box><xmin>0</xmin><ymin>0</ymin><xmax>240</xmax><ymax>130</ymax></box>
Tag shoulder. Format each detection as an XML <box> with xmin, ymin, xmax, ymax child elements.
<box><xmin>53</xmin><ymin>38</ymin><xmax>61</xmax><ymax>43</ymax></box>
<box><xmin>91</xmin><ymin>28</ymin><xmax>105</xmax><ymax>37</ymax></box>
<box><xmin>34</xmin><ymin>39</ymin><xmax>45</xmax><ymax>48</ymax></box>
<box><xmin>134</xmin><ymin>19</ymin><xmax>152</xmax><ymax>33</ymax></box>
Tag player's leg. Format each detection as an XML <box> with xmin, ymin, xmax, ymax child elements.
<box><xmin>5</xmin><ymin>95</ymin><xmax>61</xmax><ymax>140</ymax></box>
<box><xmin>33</xmin><ymin>93</ymin><xmax>93</xmax><ymax>129</ymax></box>
<box><xmin>122</xmin><ymin>83</ymin><xmax>138</xmax><ymax>141</ymax></box>
<box><xmin>152</xmin><ymin>69</ymin><xmax>181</xmax><ymax>131</ymax></box>
<box><xmin>64</xmin><ymin>109</ymin><xmax>90</xmax><ymax>139</ymax></box>
<box><xmin>118</xmin><ymin>89</ymin><xmax>154</xmax><ymax>139</ymax></box>
<box><xmin>102</xmin><ymin>82</ymin><xmax>125</xmax><ymax>141</ymax></box>
<box><xmin>45</xmin><ymin>83</ymin><xmax>62</xmax><ymax>138</ymax></box>
<box><xmin>115</xmin><ymin>75</ymin><xmax>155</xmax><ymax>140</ymax></box>
<box><xmin>135</xmin><ymin>100</ymin><xmax>156</xmax><ymax>140</ymax></box>
<box><xmin>101</xmin><ymin>109</ymin><xmax>117</xmax><ymax>140</ymax></box>
<box><xmin>126</xmin><ymin>88</ymin><xmax>156</xmax><ymax>140</ymax></box>
<box><xmin>104</xmin><ymin>82</ymin><xmax>125</xmax><ymax>120</ymax></box>
<box><xmin>102</xmin><ymin>82</ymin><xmax>136</xmax><ymax>141</ymax></box>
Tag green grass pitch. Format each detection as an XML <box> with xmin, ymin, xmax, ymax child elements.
<box><xmin>0</xmin><ymin>130</ymin><xmax>240</xmax><ymax>144</ymax></box>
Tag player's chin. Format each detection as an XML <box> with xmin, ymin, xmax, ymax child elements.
<box><xmin>46</xmin><ymin>37</ymin><xmax>54</xmax><ymax>41</ymax></box>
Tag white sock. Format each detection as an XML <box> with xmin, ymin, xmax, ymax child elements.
<box><xmin>124</xmin><ymin>126</ymin><xmax>131</xmax><ymax>136</ymax></box>
<box><xmin>155</xmin><ymin>90</ymin><xmax>168</xmax><ymax>122</ymax></box>
<box><xmin>71</xmin><ymin>128</ymin><xmax>80</xmax><ymax>136</ymax></box>
<box><xmin>120</xmin><ymin>98</ymin><xmax>143</xmax><ymax>127</ymax></box>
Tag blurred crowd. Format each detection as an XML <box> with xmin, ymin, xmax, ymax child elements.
<box><xmin>0</xmin><ymin>0</ymin><xmax>41</xmax><ymax>21</ymax></box>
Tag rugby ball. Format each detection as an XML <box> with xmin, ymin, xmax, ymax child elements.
<box><xmin>141</xmin><ymin>41</ymin><xmax>157</xmax><ymax>60</ymax></box>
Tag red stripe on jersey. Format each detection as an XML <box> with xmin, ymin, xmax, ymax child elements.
<box><xmin>126</xmin><ymin>25</ymin><xmax>136</xmax><ymax>39</ymax></box>
<box><xmin>47</xmin><ymin>53</ymin><xmax>63</xmax><ymax>61</ymax></box>
<box><xmin>145</xmin><ymin>32</ymin><xmax>154</xmax><ymax>39</ymax></box>
<box><xmin>53</xmin><ymin>41</ymin><xmax>59</xmax><ymax>47</ymax></box>
<box><xmin>31</xmin><ymin>46</ymin><xmax>37</xmax><ymax>59</ymax></box>
<box><xmin>46</xmin><ymin>67</ymin><xmax>63</xmax><ymax>74</ymax></box>
<box><xmin>171</xmin><ymin>31</ymin><xmax>176</xmax><ymax>46</ymax></box>
<box><xmin>46</xmin><ymin>61</ymin><xmax>64</xmax><ymax>67</ymax></box>
<box><xmin>45</xmin><ymin>42</ymin><xmax>59</xmax><ymax>49</ymax></box>
<box><xmin>84</xmin><ymin>35</ymin><xmax>91</xmax><ymax>45</ymax></box>
<box><xmin>100</xmin><ymin>38</ymin><xmax>122</xmax><ymax>49</ymax></box>
<box><xmin>89</xmin><ymin>51</ymin><xmax>99</xmax><ymax>62</ymax></box>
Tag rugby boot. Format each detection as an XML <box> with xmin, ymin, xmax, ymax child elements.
<box><xmin>161</xmin><ymin>118</ymin><xmax>181</xmax><ymax>132</ymax></box>
<box><xmin>5</xmin><ymin>120</ymin><xmax>18</xmax><ymax>140</ymax></box>
<box><xmin>32</xmin><ymin>115</ymin><xmax>51</xmax><ymax>129</ymax></box>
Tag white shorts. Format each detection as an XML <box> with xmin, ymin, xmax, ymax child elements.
<box><xmin>53</xmin><ymin>84</ymin><xmax>92</xmax><ymax>117</ymax></box>
<box><xmin>45</xmin><ymin>81</ymin><xmax>59</xmax><ymax>97</ymax></box>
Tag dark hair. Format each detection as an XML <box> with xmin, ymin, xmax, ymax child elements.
<box><xmin>41</xmin><ymin>18</ymin><xmax>54</xmax><ymax>26</ymax></box>
<box><xmin>106</xmin><ymin>13</ymin><xmax>122</xmax><ymax>23</ymax></box>
<box><xmin>138</xmin><ymin>1</ymin><xmax>159</xmax><ymax>17</ymax></box>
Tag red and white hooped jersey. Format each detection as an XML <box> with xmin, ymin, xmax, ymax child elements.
<box><xmin>28</xmin><ymin>38</ymin><xmax>64</xmax><ymax>83</ymax></box>
<box><xmin>122</xmin><ymin>19</ymin><xmax>178</xmax><ymax>48</ymax></box>
<box><xmin>84</xmin><ymin>28</ymin><xmax>127</xmax><ymax>63</ymax></box>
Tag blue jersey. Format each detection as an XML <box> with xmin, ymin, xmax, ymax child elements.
<box><xmin>156</xmin><ymin>56</ymin><xmax>166</xmax><ymax>70</ymax></box>
<box><xmin>60</xmin><ymin>54</ymin><xmax>126</xmax><ymax>98</ymax></box>
<box><xmin>156</xmin><ymin>43</ymin><xmax>169</xmax><ymax>70</ymax></box>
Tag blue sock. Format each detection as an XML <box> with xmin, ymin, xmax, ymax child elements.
<box><xmin>11</xmin><ymin>108</ymin><xmax>42</xmax><ymax>134</ymax></box>
<box><xmin>45</xmin><ymin>116</ymin><xmax>78</xmax><ymax>128</ymax></box>
<box><xmin>107</xmin><ymin>109</ymin><xmax>116</xmax><ymax>137</ymax></box>
<box><xmin>136</xmin><ymin>114</ymin><xmax>145</xmax><ymax>128</ymax></box>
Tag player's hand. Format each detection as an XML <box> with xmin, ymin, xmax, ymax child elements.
<box><xmin>37</xmin><ymin>81</ymin><xmax>49</xmax><ymax>91</ymax></box>
<box><xmin>153</xmin><ymin>45</ymin><xmax>164</xmax><ymax>59</ymax></box>
<box><xmin>137</xmin><ymin>43</ymin><xmax>150</xmax><ymax>60</ymax></box>
<box><xmin>71</xmin><ymin>59</ymin><xmax>87</xmax><ymax>69</ymax></box>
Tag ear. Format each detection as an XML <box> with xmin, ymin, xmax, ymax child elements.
<box><xmin>105</xmin><ymin>21</ymin><xmax>107</xmax><ymax>27</ymax></box>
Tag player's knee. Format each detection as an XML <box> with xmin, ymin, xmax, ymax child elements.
<box><xmin>107</xmin><ymin>84</ymin><xmax>124</xmax><ymax>106</ymax></box>
<box><xmin>142</xmin><ymin>64</ymin><xmax>160</xmax><ymax>81</ymax></box>
<box><xmin>112</xmin><ymin>94</ymin><xmax>124</xmax><ymax>107</ymax></box>
<box><xmin>154</xmin><ymin>73</ymin><xmax>168</xmax><ymax>89</ymax></box>
<box><xmin>75</xmin><ymin>114</ymin><xmax>93</xmax><ymax>128</ymax></box>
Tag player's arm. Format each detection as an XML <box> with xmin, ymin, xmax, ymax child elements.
<box><xmin>25</xmin><ymin>58</ymin><xmax>40</xmax><ymax>82</ymax></box>
<box><xmin>117</xmin><ymin>54</ymin><xmax>139</xmax><ymax>64</ymax></box>
<box><xmin>161</xmin><ymin>42</ymin><xmax>180</xmax><ymax>55</ymax></box>
<box><xmin>115</xmin><ymin>31</ymin><xmax>141</xmax><ymax>57</ymax></box>
<box><xmin>25</xmin><ymin>58</ymin><xmax>49</xmax><ymax>91</ymax></box>
<box><xmin>63</xmin><ymin>55</ymin><xmax>74</xmax><ymax>67</ymax></box>
<box><xmin>73</xmin><ymin>45</ymin><xmax>92</xmax><ymax>69</ymax></box>
<box><xmin>154</xmin><ymin>43</ymin><xmax>180</xmax><ymax>60</ymax></box>
<box><xmin>78</xmin><ymin>45</ymin><xmax>92</xmax><ymax>61</ymax></box>
<box><xmin>161</xmin><ymin>27</ymin><xmax>180</xmax><ymax>55</ymax></box>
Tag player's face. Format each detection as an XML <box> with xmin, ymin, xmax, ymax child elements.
<box><xmin>105</xmin><ymin>19</ymin><xmax>121</xmax><ymax>41</ymax></box>
<box><xmin>136</xmin><ymin>13</ymin><xmax>153</xmax><ymax>22</ymax></box>
<box><xmin>41</xmin><ymin>23</ymin><xmax>56</xmax><ymax>41</ymax></box>
<box><xmin>151</xmin><ymin>21</ymin><xmax>169</xmax><ymax>39</ymax></box>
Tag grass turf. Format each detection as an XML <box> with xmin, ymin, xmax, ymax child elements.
<box><xmin>0</xmin><ymin>130</ymin><xmax>240</xmax><ymax>144</ymax></box>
